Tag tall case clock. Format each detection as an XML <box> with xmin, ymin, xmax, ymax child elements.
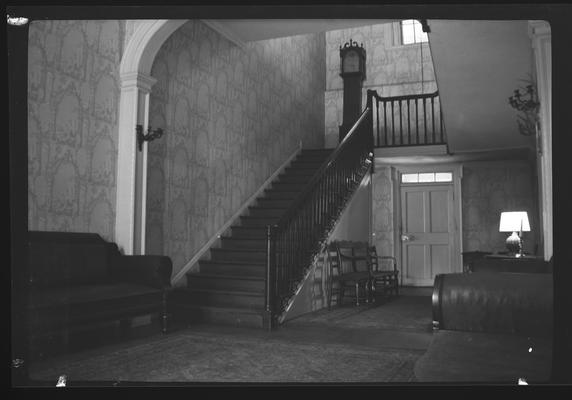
<box><xmin>339</xmin><ymin>39</ymin><xmax>366</xmax><ymax>142</ymax></box>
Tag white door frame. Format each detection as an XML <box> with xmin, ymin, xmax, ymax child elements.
<box><xmin>392</xmin><ymin>163</ymin><xmax>463</xmax><ymax>284</ymax></box>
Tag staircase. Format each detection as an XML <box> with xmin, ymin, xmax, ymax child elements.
<box><xmin>171</xmin><ymin>148</ymin><xmax>333</xmax><ymax>328</ymax></box>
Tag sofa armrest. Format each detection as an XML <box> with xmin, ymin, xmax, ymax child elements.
<box><xmin>110</xmin><ymin>254</ymin><xmax>173</xmax><ymax>289</ymax></box>
<box><xmin>432</xmin><ymin>272</ymin><xmax>553</xmax><ymax>337</ymax></box>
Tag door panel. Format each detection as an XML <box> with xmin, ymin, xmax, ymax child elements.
<box><xmin>401</xmin><ymin>184</ymin><xmax>454</xmax><ymax>286</ymax></box>
<box><xmin>404</xmin><ymin>191</ymin><xmax>425</xmax><ymax>232</ymax></box>
<box><xmin>430</xmin><ymin>190</ymin><xmax>449</xmax><ymax>232</ymax></box>
<box><xmin>405</xmin><ymin>245</ymin><xmax>426</xmax><ymax>281</ymax></box>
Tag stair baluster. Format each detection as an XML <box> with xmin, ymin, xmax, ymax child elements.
<box><xmin>265</xmin><ymin>91</ymin><xmax>375</xmax><ymax>328</ymax></box>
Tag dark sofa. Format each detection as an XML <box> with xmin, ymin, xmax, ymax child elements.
<box><xmin>27</xmin><ymin>231</ymin><xmax>173</xmax><ymax>357</ymax></box>
<box><xmin>415</xmin><ymin>262</ymin><xmax>553</xmax><ymax>383</ymax></box>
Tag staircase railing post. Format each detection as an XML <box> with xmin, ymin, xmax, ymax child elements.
<box><xmin>265</xmin><ymin>224</ymin><xmax>274</xmax><ymax>331</ymax></box>
<box><xmin>366</xmin><ymin>90</ymin><xmax>375</xmax><ymax>173</ymax></box>
<box><xmin>366</xmin><ymin>90</ymin><xmax>374</xmax><ymax>145</ymax></box>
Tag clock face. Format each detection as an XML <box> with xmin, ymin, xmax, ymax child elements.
<box><xmin>343</xmin><ymin>50</ymin><xmax>360</xmax><ymax>73</ymax></box>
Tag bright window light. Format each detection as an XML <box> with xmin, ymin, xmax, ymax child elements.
<box><xmin>418</xmin><ymin>173</ymin><xmax>435</xmax><ymax>183</ymax></box>
<box><xmin>401</xmin><ymin>20</ymin><xmax>428</xmax><ymax>45</ymax></box>
<box><xmin>401</xmin><ymin>172</ymin><xmax>453</xmax><ymax>184</ymax></box>
<box><xmin>435</xmin><ymin>172</ymin><xmax>453</xmax><ymax>182</ymax></box>
<box><xmin>401</xmin><ymin>173</ymin><xmax>419</xmax><ymax>183</ymax></box>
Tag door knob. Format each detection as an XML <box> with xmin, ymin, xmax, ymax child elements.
<box><xmin>401</xmin><ymin>234</ymin><xmax>411</xmax><ymax>242</ymax></box>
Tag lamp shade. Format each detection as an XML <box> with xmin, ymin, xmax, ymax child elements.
<box><xmin>499</xmin><ymin>211</ymin><xmax>530</xmax><ymax>232</ymax></box>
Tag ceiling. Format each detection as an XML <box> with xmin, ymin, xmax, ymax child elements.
<box><xmin>427</xmin><ymin>19</ymin><xmax>536</xmax><ymax>153</ymax></box>
<box><xmin>202</xmin><ymin>19</ymin><xmax>537</xmax><ymax>154</ymax></box>
<box><xmin>202</xmin><ymin>19</ymin><xmax>395</xmax><ymax>44</ymax></box>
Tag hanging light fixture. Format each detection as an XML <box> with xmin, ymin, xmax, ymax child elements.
<box><xmin>508</xmin><ymin>80</ymin><xmax>540</xmax><ymax>137</ymax></box>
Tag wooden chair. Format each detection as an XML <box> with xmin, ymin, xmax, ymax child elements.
<box><xmin>327</xmin><ymin>241</ymin><xmax>372</xmax><ymax>307</ymax></box>
<box><xmin>369</xmin><ymin>246</ymin><xmax>399</xmax><ymax>300</ymax></box>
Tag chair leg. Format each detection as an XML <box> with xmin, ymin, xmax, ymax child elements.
<box><xmin>161</xmin><ymin>291</ymin><xmax>169</xmax><ymax>334</ymax></box>
<box><xmin>354</xmin><ymin>282</ymin><xmax>360</xmax><ymax>306</ymax></box>
<box><xmin>370</xmin><ymin>280</ymin><xmax>375</xmax><ymax>303</ymax></box>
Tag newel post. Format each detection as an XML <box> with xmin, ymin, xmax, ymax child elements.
<box><xmin>366</xmin><ymin>90</ymin><xmax>375</xmax><ymax>149</ymax></box>
<box><xmin>366</xmin><ymin>90</ymin><xmax>375</xmax><ymax>173</ymax></box>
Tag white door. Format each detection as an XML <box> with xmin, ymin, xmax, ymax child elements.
<box><xmin>400</xmin><ymin>183</ymin><xmax>455</xmax><ymax>286</ymax></box>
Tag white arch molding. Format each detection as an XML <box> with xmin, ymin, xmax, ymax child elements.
<box><xmin>115</xmin><ymin>20</ymin><xmax>188</xmax><ymax>254</ymax></box>
<box><xmin>528</xmin><ymin>20</ymin><xmax>552</xmax><ymax>261</ymax></box>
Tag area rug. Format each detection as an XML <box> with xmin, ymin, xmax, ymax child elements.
<box><xmin>414</xmin><ymin>330</ymin><xmax>552</xmax><ymax>383</ymax></box>
<box><xmin>29</xmin><ymin>330</ymin><xmax>424</xmax><ymax>384</ymax></box>
<box><xmin>287</xmin><ymin>295</ymin><xmax>433</xmax><ymax>333</ymax></box>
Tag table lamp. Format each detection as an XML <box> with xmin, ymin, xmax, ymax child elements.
<box><xmin>499</xmin><ymin>211</ymin><xmax>530</xmax><ymax>257</ymax></box>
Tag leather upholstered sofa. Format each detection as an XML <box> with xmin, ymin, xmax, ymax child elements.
<box><xmin>415</xmin><ymin>262</ymin><xmax>553</xmax><ymax>383</ymax></box>
<box><xmin>26</xmin><ymin>231</ymin><xmax>173</xmax><ymax>358</ymax></box>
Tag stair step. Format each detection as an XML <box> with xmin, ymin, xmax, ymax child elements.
<box><xmin>299</xmin><ymin>148</ymin><xmax>332</xmax><ymax>154</ymax></box>
<box><xmin>174</xmin><ymin>304</ymin><xmax>265</xmax><ymax>328</ymax></box>
<box><xmin>172</xmin><ymin>288</ymin><xmax>265</xmax><ymax>309</ymax></box>
<box><xmin>211</xmin><ymin>247</ymin><xmax>267</xmax><ymax>262</ymax></box>
<box><xmin>284</xmin><ymin>166</ymin><xmax>322</xmax><ymax>175</ymax></box>
<box><xmin>289</xmin><ymin>160</ymin><xmax>326</xmax><ymax>169</ymax></box>
<box><xmin>293</xmin><ymin>157</ymin><xmax>329</xmax><ymax>165</ymax></box>
<box><xmin>230</xmin><ymin>226</ymin><xmax>267</xmax><ymax>239</ymax></box>
<box><xmin>271</xmin><ymin>182</ymin><xmax>308</xmax><ymax>192</ymax></box>
<box><xmin>199</xmin><ymin>259</ymin><xmax>266</xmax><ymax>276</ymax></box>
<box><xmin>219</xmin><ymin>237</ymin><xmax>267</xmax><ymax>250</ymax></box>
<box><xmin>247</xmin><ymin>207</ymin><xmax>287</xmax><ymax>218</ymax></box>
<box><xmin>256</xmin><ymin>198</ymin><xmax>293</xmax><ymax>208</ymax></box>
<box><xmin>298</xmin><ymin>149</ymin><xmax>332</xmax><ymax>155</ymax></box>
<box><xmin>240</xmin><ymin>215</ymin><xmax>279</xmax><ymax>227</ymax></box>
<box><xmin>187</xmin><ymin>273</ymin><xmax>265</xmax><ymax>292</ymax></box>
<box><xmin>277</xmin><ymin>174</ymin><xmax>315</xmax><ymax>184</ymax></box>
<box><xmin>263</xmin><ymin>190</ymin><xmax>300</xmax><ymax>200</ymax></box>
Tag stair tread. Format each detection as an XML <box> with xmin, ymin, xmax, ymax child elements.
<box><xmin>211</xmin><ymin>247</ymin><xmax>266</xmax><ymax>252</ymax></box>
<box><xmin>230</xmin><ymin>225</ymin><xmax>266</xmax><ymax>230</ymax></box>
<box><xmin>176</xmin><ymin>304</ymin><xmax>265</xmax><ymax>314</ymax></box>
<box><xmin>241</xmin><ymin>216</ymin><xmax>279</xmax><ymax>220</ymax></box>
<box><xmin>249</xmin><ymin>206</ymin><xmax>288</xmax><ymax>210</ymax></box>
<box><xmin>200</xmin><ymin>259</ymin><xmax>265</xmax><ymax>265</ymax></box>
<box><xmin>220</xmin><ymin>237</ymin><xmax>267</xmax><ymax>242</ymax></box>
<box><xmin>179</xmin><ymin>287</ymin><xmax>265</xmax><ymax>297</ymax></box>
<box><xmin>188</xmin><ymin>272</ymin><xmax>265</xmax><ymax>281</ymax></box>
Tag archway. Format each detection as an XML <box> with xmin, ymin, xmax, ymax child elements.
<box><xmin>115</xmin><ymin>19</ymin><xmax>187</xmax><ymax>254</ymax></box>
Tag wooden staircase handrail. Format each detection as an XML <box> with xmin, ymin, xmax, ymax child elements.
<box><xmin>274</xmin><ymin>106</ymin><xmax>372</xmax><ymax>227</ymax></box>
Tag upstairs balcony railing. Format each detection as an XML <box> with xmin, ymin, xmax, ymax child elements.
<box><xmin>370</xmin><ymin>91</ymin><xmax>446</xmax><ymax>147</ymax></box>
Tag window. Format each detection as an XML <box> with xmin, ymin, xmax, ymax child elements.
<box><xmin>401</xmin><ymin>19</ymin><xmax>428</xmax><ymax>45</ymax></box>
<box><xmin>401</xmin><ymin>172</ymin><xmax>452</xmax><ymax>184</ymax></box>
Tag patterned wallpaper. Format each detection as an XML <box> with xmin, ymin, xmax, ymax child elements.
<box><xmin>462</xmin><ymin>160</ymin><xmax>538</xmax><ymax>255</ymax></box>
<box><xmin>372</xmin><ymin>166</ymin><xmax>395</xmax><ymax>258</ymax></box>
<box><xmin>324</xmin><ymin>23</ymin><xmax>437</xmax><ymax>147</ymax></box>
<box><xmin>145</xmin><ymin>21</ymin><xmax>326</xmax><ymax>276</ymax></box>
<box><xmin>28</xmin><ymin>20</ymin><xmax>126</xmax><ymax>242</ymax></box>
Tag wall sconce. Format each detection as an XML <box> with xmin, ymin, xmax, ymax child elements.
<box><xmin>508</xmin><ymin>83</ymin><xmax>539</xmax><ymax>137</ymax></box>
<box><xmin>499</xmin><ymin>211</ymin><xmax>530</xmax><ymax>257</ymax></box>
<box><xmin>136</xmin><ymin>124</ymin><xmax>165</xmax><ymax>151</ymax></box>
